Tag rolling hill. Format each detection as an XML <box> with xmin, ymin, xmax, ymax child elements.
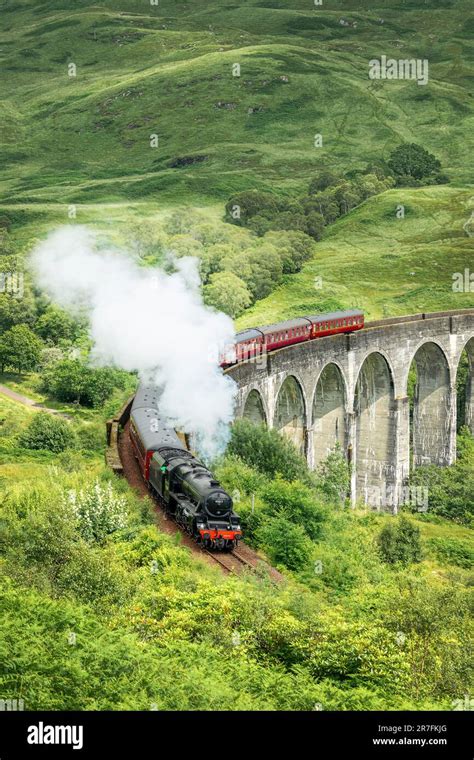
<box><xmin>1</xmin><ymin>0</ymin><xmax>473</xmax><ymax>207</ymax></box>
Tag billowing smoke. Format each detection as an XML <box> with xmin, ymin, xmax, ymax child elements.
<box><xmin>31</xmin><ymin>226</ymin><xmax>237</xmax><ymax>458</ymax></box>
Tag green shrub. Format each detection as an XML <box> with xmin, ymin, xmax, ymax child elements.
<box><xmin>19</xmin><ymin>412</ymin><xmax>75</xmax><ymax>453</ymax></box>
<box><xmin>228</xmin><ymin>419</ymin><xmax>308</xmax><ymax>482</ymax></box>
<box><xmin>409</xmin><ymin>430</ymin><xmax>474</xmax><ymax>526</ymax></box>
<box><xmin>214</xmin><ymin>455</ymin><xmax>265</xmax><ymax>498</ymax></box>
<box><xmin>259</xmin><ymin>475</ymin><xmax>326</xmax><ymax>540</ymax></box>
<box><xmin>256</xmin><ymin>516</ymin><xmax>313</xmax><ymax>571</ymax></box>
<box><xmin>377</xmin><ymin>517</ymin><xmax>423</xmax><ymax>566</ymax></box>
<box><xmin>316</xmin><ymin>445</ymin><xmax>350</xmax><ymax>505</ymax></box>
<box><xmin>428</xmin><ymin>537</ymin><xmax>473</xmax><ymax>569</ymax></box>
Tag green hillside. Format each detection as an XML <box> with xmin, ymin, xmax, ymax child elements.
<box><xmin>1</xmin><ymin>0</ymin><xmax>473</xmax><ymax>206</ymax></box>
<box><xmin>236</xmin><ymin>185</ymin><xmax>474</xmax><ymax>327</ymax></box>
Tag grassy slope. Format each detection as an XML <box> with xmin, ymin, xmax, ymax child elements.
<box><xmin>236</xmin><ymin>185</ymin><xmax>474</xmax><ymax>327</ymax></box>
<box><xmin>1</xmin><ymin>0</ymin><xmax>473</xmax><ymax>206</ymax></box>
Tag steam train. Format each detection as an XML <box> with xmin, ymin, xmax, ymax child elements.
<box><xmin>129</xmin><ymin>384</ymin><xmax>241</xmax><ymax>550</ymax></box>
<box><xmin>221</xmin><ymin>309</ymin><xmax>364</xmax><ymax>367</ymax></box>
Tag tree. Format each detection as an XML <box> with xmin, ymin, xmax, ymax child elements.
<box><xmin>225</xmin><ymin>191</ymin><xmax>280</xmax><ymax>225</ymax></box>
<box><xmin>193</xmin><ymin>223</ymin><xmax>226</xmax><ymax>247</ymax></box>
<box><xmin>334</xmin><ymin>182</ymin><xmax>362</xmax><ymax>215</ymax></box>
<box><xmin>270</xmin><ymin>210</ymin><xmax>308</xmax><ymax>234</ymax></box>
<box><xmin>0</xmin><ymin>324</ymin><xmax>42</xmax><ymax>373</ymax></box>
<box><xmin>247</xmin><ymin>215</ymin><xmax>274</xmax><ymax>237</ymax></box>
<box><xmin>247</xmin><ymin>244</ymin><xmax>283</xmax><ymax>300</ymax></box>
<box><xmin>19</xmin><ymin>412</ymin><xmax>76</xmax><ymax>453</ymax></box>
<box><xmin>377</xmin><ymin>516</ymin><xmax>423</xmax><ymax>566</ymax></box>
<box><xmin>308</xmin><ymin>169</ymin><xmax>343</xmax><ymax>194</ymax></box>
<box><xmin>302</xmin><ymin>192</ymin><xmax>341</xmax><ymax>225</ymax></box>
<box><xmin>42</xmin><ymin>359</ymin><xmax>129</xmax><ymax>408</ymax></box>
<box><xmin>164</xmin><ymin>209</ymin><xmax>202</xmax><ymax>236</ymax></box>
<box><xmin>168</xmin><ymin>234</ymin><xmax>204</xmax><ymax>259</ymax></box>
<box><xmin>305</xmin><ymin>211</ymin><xmax>325</xmax><ymax>241</ymax></box>
<box><xmin>265</xmin><ymin>230</ymin><xmax>315</xmax><ymax>273</ymax></box>
<box><xmin>409</xmin><ymin>430</ymin><xmax>474</xmax><ymax>525</ymax></box>
<box><xmin>203</xmin><ymin>272</ymin><xmax>252</xmax><ymax>318</ymax></box>
<box><xmin>84</xmin><ymin>367</ymin><xmax>121</xmax><ymax>408</ymax></box>
<box><xmin>388</xmin><ymin>143</ymin><xmax>442</xmax><ymax>182</ymax></box>
<box><xmin>42</xmin><ymin>359</ymin><xmax>85</xmax><ymax>403</ymax></box>
<box><xmin>0</xmin><ymin>292</ymin><xmax>37</xmax><ymax>332</ymax></box>
<box><xmin>36</xmin><ymin>306</ymin><xmax>78</xmax><ymax>344</ymax></box>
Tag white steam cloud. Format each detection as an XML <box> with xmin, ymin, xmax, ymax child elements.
<box><xmin>31</xmin><ymin>226</ymin><xmax>237</xmax><ymax>458</ymax></box>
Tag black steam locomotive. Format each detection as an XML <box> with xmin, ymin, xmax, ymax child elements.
<box><xmin>129</xmin><ymin>383</ymin><xmax>242</xmax><ymax>550</ymax></box>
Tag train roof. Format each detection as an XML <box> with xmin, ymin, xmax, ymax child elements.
<box><xmin>131</xmin><ymin>383</ymin><xmax>163</xmax><ymax>413</ymax></box>
<box><xmin>306</xmin><ymin>309</ymin><xmax>364</xmax><ymax>322</ymax></box>
<box><xmin>257</xmin><ymin>317</ymin><xmax>312</xmax><ymax>335</ymax></box>
<box><xmin>234</xmin><ymin>328</ymin><xmax>263</xmax><ymax>342</ymax></box>
<box><xmin>130</xmin><ymin>406</ymin><xmax>184</xmax><ymax>452</ymax></box>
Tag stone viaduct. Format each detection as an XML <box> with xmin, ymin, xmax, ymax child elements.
<box><xmin>226</xmin><ymin>310</ymin><xmax>474</xmax><ymax>508</ymax></box>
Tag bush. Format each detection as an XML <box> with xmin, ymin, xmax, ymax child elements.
<box><xmin>256</xmin><ymin>516</ymin><xmax>313</xmax><ymax>571</ymax></box>
<box><xmin>19</xmin><ymin>413</ymin><xmax>76</xmax><ymax>453</ymax></box>
<box><xmin>35</xmin><ymin>306</ymin><xmax>78</xmax><ymax>344</ymax></box>
<box><xmin>377</xmin><ymin>517</ymin><xmax>423</xmax><ymax>566</ymax></box>
<box><xmin>409</xmin><ymin>430</ymin><xmax>474</xmax><ymax>526</ymax></box>
<box><xmin>228</xmin><ymin>420</ymin><xmax>308</xmax><ymax>482</ymax></box>
<box><xmin>428</xmin><ymin>537</ymin><xmax>473</xmax><ymax>569</ymax></box>
<box><xmin>64</xmin><ymin>480</ymin><xmax>129</xmax><ymax>543</ymax></box>
<box><xmin>214</xmin><ymin>455</ymin><xmax>265</xmax><ymax>498</ymax></box>
<box><xmin>259</xmin><ymin>475</ymin><xmax>326</xmax><ymax>540</ymax></box>
<box><xmin>316</xmin><ymin>445</ymin><xmax>350</xmax><ymax>505</ymax></box>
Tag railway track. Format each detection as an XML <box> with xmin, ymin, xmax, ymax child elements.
<box><xmin>204</xmin><ymin>547</ymin><xmax>255</xmax><ymax>574</ymax></box>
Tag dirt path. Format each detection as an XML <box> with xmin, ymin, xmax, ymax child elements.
<box><xmin>0</xmin><ymin>384</ymin><xmax>70</xmax><ymax>418</ymax></box>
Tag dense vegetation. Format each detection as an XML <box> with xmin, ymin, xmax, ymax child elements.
<box><xmin>0</xmin><ymin>400</ymin><xmax>471</xmax><ymax>710</ymax></box>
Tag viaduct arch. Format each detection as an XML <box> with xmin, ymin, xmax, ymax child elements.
<box><xmin>227</xmin><ymin>310</ymin><xmax>474</xmax><ymax>509</ymax></box>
